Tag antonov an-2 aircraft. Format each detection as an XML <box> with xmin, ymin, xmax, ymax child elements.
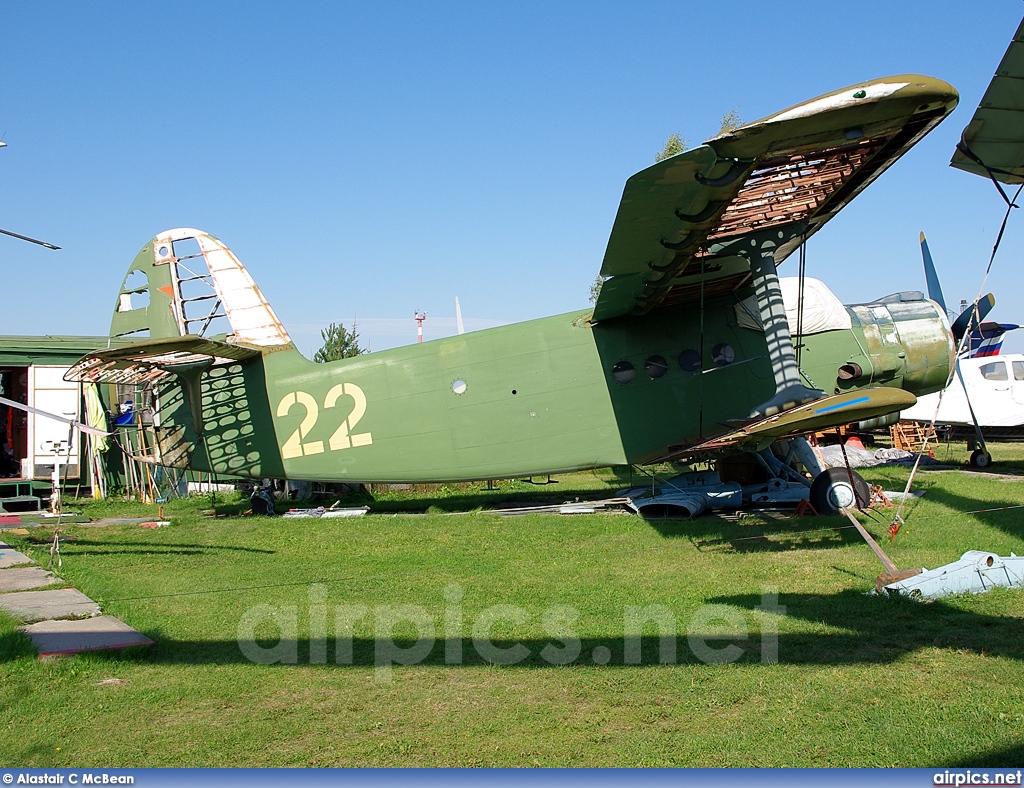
<box><xmin>67</xmin><ymin>75</ymin><xmax>961</xmax><ymax>511</ymax></box>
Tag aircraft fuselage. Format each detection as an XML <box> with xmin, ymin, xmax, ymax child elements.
<box><xmin>151</xmin><ymin>291</ymin><xmax>953</xmax><ymax>482</ymax></box>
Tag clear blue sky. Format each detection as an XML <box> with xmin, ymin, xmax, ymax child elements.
<box><xmin>2</xmin><ymin>1</ymin><xmax>1023</xmax><ymax>355</ymax></box>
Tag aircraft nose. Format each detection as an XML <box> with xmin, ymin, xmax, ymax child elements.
<box><xmin>890</xmin><ymin>299</ymin><xmax>956</xmax><ymax>398</ymax></box>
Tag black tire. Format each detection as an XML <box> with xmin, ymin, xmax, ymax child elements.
<box><xmin>969</xmin><ymin>450</ymin><xmax>992</xmax><ymax>469</ymax></box>
<box><xmin>809</xmin><ymin>468</ymin><xmax>870</xmax><ymax>514</ymax></box>
<box><xmin>250</xmin><ymin>488</ymin><xmax>276</xmax><ymax>516</ymax></box>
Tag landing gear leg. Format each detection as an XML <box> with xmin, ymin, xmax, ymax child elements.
<box><xmin>790</xmin><ymin>436</ymin><xmax>826</xmax><ymax>478</ymax></box>
<box><xmin>957</xmin><ymin>359</ymin><xmax>991</xmax><ymax>469</ymax></box>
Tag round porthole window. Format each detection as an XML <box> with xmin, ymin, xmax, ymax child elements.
<box><xmin>645</xmin><ymin>355</ymin><xmax>669</xmax><ymax>379</ymax></box>
<box><xmin>712</xmin><ymin>342</ymin><xmax>735</xmax><ymax>367</ymax></box>
<box><xmin>452</xmin><ymin>379</ymin><xmax>468</xmax><ymax>395</ymax></box>
<box><xmin>678</xmin><ymin>349</ymin><xmax>700</xmax><ymax>373</ymax></box>
<box><xmin>611</xmin><ymin>360</ymin><xmax>636</xmax><ymax>384</ymax></box>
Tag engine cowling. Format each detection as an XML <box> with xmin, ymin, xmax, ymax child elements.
<box><xmin>847</xmin><ymin>295</ymin><xmax>954</xmax><ymax>397</ymax></box>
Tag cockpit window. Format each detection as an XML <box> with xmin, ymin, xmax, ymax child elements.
<box><xmin>979</xmin><ymin>361</ymin><xmax>1008</xmax><ymax>382</ymax></box>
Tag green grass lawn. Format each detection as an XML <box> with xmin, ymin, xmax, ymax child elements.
<box><xmin>1</xmin><ymin>454</ymin><xmax>1023</xmax><ymax>767</ymax></box>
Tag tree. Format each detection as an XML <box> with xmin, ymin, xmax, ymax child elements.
<box><xmin>592</xmin><ymin>131</ymin><xmax>692</xmax><ymax>304</ymax></box>
<box><xmin>313</xmin><ymin>321</ymin><xmax>365</xmax><ymax>362</ymax></box>
<box><xmin>655</xmin><ymin>133</ymin><xmax>686</xmax><ymax>163</ymax></box>
<box><xmin>718</xmin><ymin>108</ymin><xmax>743</xmax><ymax>135</ymax></box>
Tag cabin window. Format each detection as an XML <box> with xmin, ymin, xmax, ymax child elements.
<box><xmin>678</xmin><ymin>349</ymin><xmax>700</xmax><ymax>373</ymax></box>
<box><xmin>611</xmin><ymin>361</ymin><xmax>636</xmax><ymax>384</ymax></box>
<box><xmin>644</xmin><ymin>355</ymin><xmax>669</xmax><ymax>379</ymax></box>
<box><xmin>979</xmin><ymin>362</ymin><xmax>1008</xmax><ymax>382</ymax></box>
<box><xmin>712</xmin><ymin>343</ymin><xmax>735</xmax><ymax>367</ymax></box>
<box><xmin>1013</xmin><ymin>361</ymin><xmax>1024</xmax><ymax>381</ymax></box>
<box><xmin>452</xmin><ymin>379</ymin><xmax>468</xmax><ymax>395</ymax></box>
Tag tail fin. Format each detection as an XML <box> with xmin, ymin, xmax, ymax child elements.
<box><xmin>110</xmin><ymin>228</ymin><xmax>292</xmax><ymax>348</ymax></box>
<box><xmin>455</xmin><ymin>296</ymin><xmax>465</xmax><ymax>335</ymax></box>
<box><xmin>66</xmin><ymin>230</ymin><xmax>292</xmax><ymax>479</ymax></box>
<box><xmin>967</xmin><ymin>322</ymin><xmax>1020</xmax><ymax>357</ymax></box>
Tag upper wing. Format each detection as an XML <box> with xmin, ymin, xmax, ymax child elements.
<box><xmin>594</xmin><ymin>76</ymin><xmax>958</xmax><ymax>321</ymax></box>
<box><xmin>951</xmin><ymin>16</ymin><xmax>1024</xmax><ymax>183</ymax></box>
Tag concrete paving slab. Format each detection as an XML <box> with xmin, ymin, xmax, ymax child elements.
<box><xmin>22</xmin><ymin>616</ymin><xmax>153</xmax><ymax>657</ymax></box>
<box><xmin>0</xmin><ymin>588</ymin><xmax>99</xmax><ymax>622</ymax></box>
<box><xmin>0</xmin><ymin>566</ymin><xmax>63</xmax><ymax>593</ymax></box>
<box><xmin>0</xmin><ymin>549</ymin><xmax>34</xmax><ymax>569</ymax></box>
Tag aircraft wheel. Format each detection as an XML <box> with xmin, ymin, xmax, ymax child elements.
<box><xmin>249</xmin><ymin>485</ymin><xmax>276</xmax><ymax>515</ymax></box>
<box><xmin>969</xmin><ymin>450</ymin><xmax>992</xmax><ymax>469</ymax></box>
<box><xmin>809</xmin><ymin>468</ymin><xmax>870</xmax><ymax>514</ymax></box>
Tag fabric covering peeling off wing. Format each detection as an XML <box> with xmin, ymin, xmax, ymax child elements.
<box><xmin>64</xmin><ymin>336</ymin><xmax>261</xmax><ymax>385</ymax></box>
<box><xmin>592</xmin><ymin>75</ymin><xmax>958</xmax><ymax>322</ymax></box>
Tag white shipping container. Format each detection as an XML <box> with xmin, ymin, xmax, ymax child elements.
<box><xmin>26</xmin><ymin>365</ymin><xmax>80</xmax><ymax>478</ymax></box>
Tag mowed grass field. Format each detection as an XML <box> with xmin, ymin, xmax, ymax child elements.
<box><xmin>1</xmin><ymin>446</ymin><xmax>1023</xmax><ymax>767</ymax></box>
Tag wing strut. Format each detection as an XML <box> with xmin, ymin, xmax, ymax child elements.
<box><xmin>744</xmin><ymin>228</ymin><xmax>823</xmax><ymax>418</ymax></box>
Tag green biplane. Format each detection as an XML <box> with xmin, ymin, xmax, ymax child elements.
<box><xmin>67</xmin><ymin>74</ymin><xmax>961</xmax><ymax>509</ymax></box>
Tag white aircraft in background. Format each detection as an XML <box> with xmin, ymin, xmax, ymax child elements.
<box><xmin>900</xmin><ymin>234</ymin><xmax>1024</xmax><ymax>467</ymax></box>
<box><xmin>901</xmin><ymin>354</ymin><xmax>1024</xmax><ymax>458</ymax></box>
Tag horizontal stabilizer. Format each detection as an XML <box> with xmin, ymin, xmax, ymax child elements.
<box><xmin>653</xmin><ymin>387</ymin><xmax>917</xmax><ymax>460</ymax></box>
<box><xmin>65</xmin><ymin>336</ymin><xmax>261</xmax><ymax>385</ymax></box>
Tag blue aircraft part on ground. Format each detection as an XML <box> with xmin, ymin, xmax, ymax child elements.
<box><xmin>883</xmin><ymin>550</ymin><xmax>1024</xmax><ymax>599</ymax></box>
